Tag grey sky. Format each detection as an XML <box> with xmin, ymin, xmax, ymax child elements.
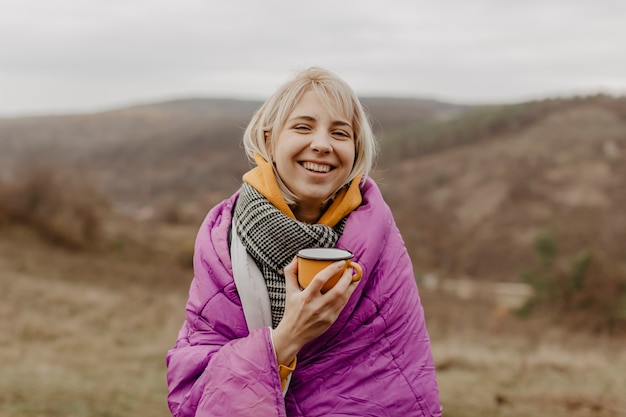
<box><xmin>1</xmin><ymin>0</ymin><xmax>625</xmax><ymax>116</ymax></box>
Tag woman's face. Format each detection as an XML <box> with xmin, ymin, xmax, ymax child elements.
<box><xmin>271</xmin><ymin>90</ymin><xmax>356</xmax><ymax>219</ymax></box>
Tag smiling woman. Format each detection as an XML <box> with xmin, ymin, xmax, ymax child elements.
<box><xmin>268</xmin><ymin>91</ymin><xmax>357</xmax><ymax>223</ymax></box>
<box><xmin>166</xmin><ymin>67</ymin><xmax>442</xmax><ymax>417</ymax></box>
<box><xmin>242</xmin><ymin>68</ymin><xmax>376</xmax><ymax>209</ymax></box>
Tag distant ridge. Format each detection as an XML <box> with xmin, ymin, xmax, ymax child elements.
<box><xmin>117</xmin><ymin>97</ymin><xmax>264</xmax><ymax>116</ymax></box>
<box><xmin>0</xmin><ymin>95</ymin><xmax>466</xmax><ymax>201</ymax></box>
<box><xmin>1</xmin><ymin>94</ymin><xmax>626</xmax><ymax>285</ymax></box>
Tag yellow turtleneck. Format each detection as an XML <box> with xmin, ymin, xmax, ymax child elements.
<box><xmin>242</xmin><ymin>153</ymin><xmax>362</xmax><ymax>227</ymax></box>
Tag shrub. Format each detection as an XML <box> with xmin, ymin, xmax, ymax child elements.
<box><xmin>0</xmin><ymin>166</ymin><xmax>109</xmax><ymax>250</ymax></box>
<box><xmin>518</xmin><ymin>230</ymin><xmax>626</xmax><ymax>334</ymax></box>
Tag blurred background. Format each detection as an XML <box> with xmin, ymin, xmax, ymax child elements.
<box><xmin>1</xmin><ymin>1</ymin><xmax>625</xmax><ymax>416</ymax></box>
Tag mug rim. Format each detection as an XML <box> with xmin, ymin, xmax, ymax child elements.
<box><xmin>297</xmin><ymin>247</ymin><xmax>354</xmax><ymax>261</ymax></box>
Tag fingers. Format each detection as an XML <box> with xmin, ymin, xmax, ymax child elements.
<box><xmin>283</xmin><ymin>258</ymin><xmax>300</xmax><ymax>292</ymax></box>
<box><xmin>285</xmin><ymin>257</ymin><xmax>360</xmax><ymax>300</ymax></box>
<box><xmin>326</xmin><ymin>265</ymin><xmax>360</xmax><ymax>299</ymax></box>
<box><xmin>305</xmin><ymin>261</ymin><xmax>346</xmax><ymax>294</ymax></box>
<box><xmin>334</xmin><ymin>265</ymin><xmax>358</xmax><ymax>291</ymax></box>
<box><xmin>279</xmin><ymin>258</ymin><xmax>361</xmax><ymax>347</ymax></box>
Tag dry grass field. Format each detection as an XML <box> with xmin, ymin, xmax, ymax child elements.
<box><xmin>424</xmin><ymin>292</ymin><xmax>626</xmax><ymax>417</ymax></box>
<box><xmin>0</xmin><ymin>222</ymin><xmax>188</xmax><ymax>416</ymax></box>
<box><xmin>1</xmin><ymin>219</ymin><xmax>625</xmax><ymax>417</ymax></box>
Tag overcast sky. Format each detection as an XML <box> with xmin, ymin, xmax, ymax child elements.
<box><xmin>1</xmin><ymin>0</ymin><xmax>625</xmax><ymax>116</ymax></box>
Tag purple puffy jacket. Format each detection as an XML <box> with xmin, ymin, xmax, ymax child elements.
<box><xmin>166</xmin><ymin>179</ymin><xmax>442</xmax><ymax>416</ymax></box>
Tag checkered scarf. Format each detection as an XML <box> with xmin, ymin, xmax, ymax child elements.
<box><xmin>233</xmin><ymin>182</ymin><xmax>346</xmax><ymax>328</ymax></box>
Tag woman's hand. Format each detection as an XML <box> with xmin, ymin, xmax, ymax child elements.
<box><xmin>271</xmin><ymin>258</ymin><xmax>359</xmax><ymax>366</ymax></box>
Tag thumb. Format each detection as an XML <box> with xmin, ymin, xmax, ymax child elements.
<box><xmin>283</xmin><ymin>257</ymin><xmax>300</xmax><ymax>292</ymax></box>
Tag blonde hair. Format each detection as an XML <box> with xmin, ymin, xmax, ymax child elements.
<box><xmin>242</xmin><ymin>67</ymin><xmax>378</xmax><ymax>205</ymax></box>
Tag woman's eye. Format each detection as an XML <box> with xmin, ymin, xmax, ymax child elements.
<box><xmin>294</xmin><ymin>125</ymin><xmax>310</xmax><ymax>131</ymax></box>
<box><xmin>333</xmin><ymin>130</ymin><xmax>351</xmax><ymax>138</ymax></box>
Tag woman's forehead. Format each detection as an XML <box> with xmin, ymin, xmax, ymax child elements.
<box><xmin>289</xmin><ymin>89</ymin><xmax>352</xmax><ymax>123</ymax></box>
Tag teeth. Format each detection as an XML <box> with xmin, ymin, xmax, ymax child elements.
<box><xmin>302</xmin><ymin>162</ymin><xmax>331</xmax><ymax>173</ymax></box>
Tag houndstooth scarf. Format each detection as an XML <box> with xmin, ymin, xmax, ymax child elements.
<box><xmin>232</xmin><ymin>182</ymin><xmax>346</xmax><ymax>328</ymax></box>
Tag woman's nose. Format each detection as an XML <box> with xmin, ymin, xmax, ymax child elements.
<box><xmin>310</xmin><ymin>132</ymin><xmax>332</xmax><ymax>153</ymax></box>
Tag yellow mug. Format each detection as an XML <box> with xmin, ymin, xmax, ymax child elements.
<box><xmin>296</xmin><ymin>248</ymin><xmax>362</xmax><ymax>293</ymax></box>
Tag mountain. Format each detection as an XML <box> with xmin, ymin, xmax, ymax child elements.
<box><xmin>1</xmin><ymin>94</ymin><xmax>625</xmax><ymax>283</ymax></box>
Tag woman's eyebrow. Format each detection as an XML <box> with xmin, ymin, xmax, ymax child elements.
<box><xmin>332</xmin><ymin>120</ymin><xmax>352</xmax><ymax>128</ymax></box>
<box><xmin>288</xmin><ymin>115</ymin><xmax>352</xmax><ymax>129</ymax></box>
<box><xmin>288</xmin><ymin>115</ymin><xmax>316</xmax><ymax>123</ymax></box>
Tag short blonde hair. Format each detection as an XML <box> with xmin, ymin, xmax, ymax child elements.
<box><xmin>242</xmin><ymin>67</ymin><xmax>378</xmax><ymax>205</ymax></box>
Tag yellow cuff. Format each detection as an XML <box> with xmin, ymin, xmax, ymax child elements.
<box><xmin>279</xmin><ymin>357</ymin><xmax>297</xmax><ymax>390</ymax></box>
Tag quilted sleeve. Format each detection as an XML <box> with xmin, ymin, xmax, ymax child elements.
<box><xmin>166</xmin><ymin>206</ymin><xmax>286</xmax><ymax>417</ymax></box>
<box><xmin>166</xmin><ymin>319</ymin><xmax>285</xmax><ymax>417</ymax></box>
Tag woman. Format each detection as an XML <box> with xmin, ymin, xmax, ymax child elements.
<box><xmin>166</xmin><ymin>68</ymin><xmax>442</xmax><ymax>416</ymax></box>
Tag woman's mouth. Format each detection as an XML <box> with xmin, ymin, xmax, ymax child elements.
<box><xmin>301</xmin><ymin>161</ymin><xmax>332</xmax><ymax>173</ymax></box>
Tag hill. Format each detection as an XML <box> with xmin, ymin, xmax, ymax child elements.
<box><xmin>1</xmin><ymin>94</ymin><xmax>625</xmax><ymax>286</ymax></box>
<box><xmin>0</xmin><ymin>97</ymin><xmax>465</xmax><ymax>206</ymax></box>
<box><xmin>377</xmin><ymin>95</ymin><xmax>626</xmax><ymax>284</ymax></box>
